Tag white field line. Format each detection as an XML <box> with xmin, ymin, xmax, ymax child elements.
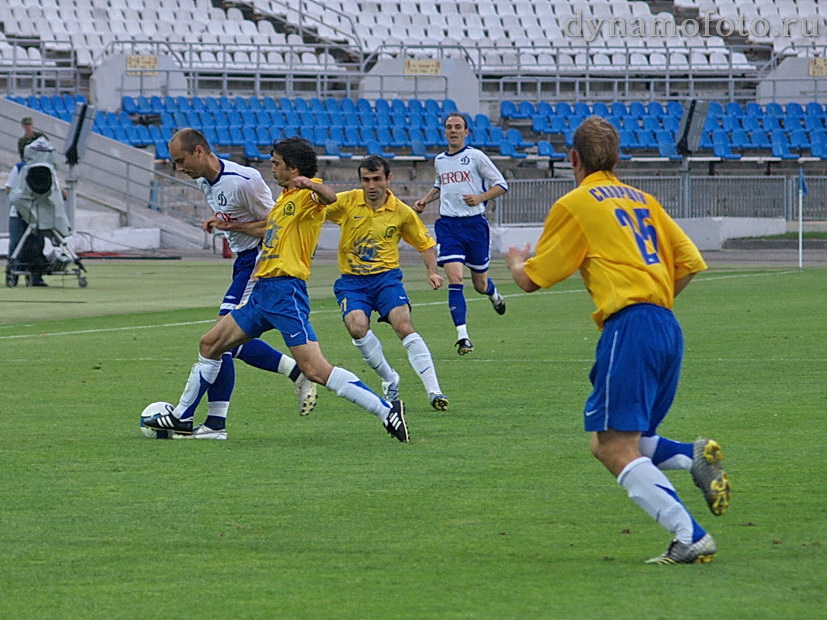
<box><xmin>0</xmin><ymin>269</ymin><xmax>799</xmax><ymax>341</ymax></box>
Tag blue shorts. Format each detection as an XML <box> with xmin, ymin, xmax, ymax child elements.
<box><xmin>583</xmin><ymin>304</ymin><xmax>683</xmax><ymax>434</ymax></box>
<box><xmin>434</xmin><ymin>214</ymin><xmax>491</xmax><ymax>272</ymax></box>
<box><xmin>219</xmin><ymin>248</ymin><xmax>258</xmax><ymax>316</ymax></box>
<box><xmin>231</xmin><ymin>277</ymin><xmax>318</xmax><ymax>347</ymax></box>
<box><xmin>333</xmin><ymin>268</ymin><xmax>409</xmax><ymax>322</ymax></box>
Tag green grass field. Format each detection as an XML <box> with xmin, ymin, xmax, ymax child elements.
<box><xmin>1</xmin><ymin>258</ymin><xmax>825</xmax><ymax>618</ymax></box>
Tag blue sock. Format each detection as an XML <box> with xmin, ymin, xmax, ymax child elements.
<box><xmin>653</xmin><ymin>437</ymin><xmax>693</xmax><ymax>465</ymax></box>
<box><xmin>448</xmin><ymin>284</ymin><xmax>466</xmax><ymax>326</ymax></box>
<box><xmin>483</xmin><ymin>277</ymin><xmax>495</xmax><ymax>296</ymax></box>
<box><xmin>235</xmin><ymin>339</ymin><xmax>284</xmax><ymax>373</ymax></box>
<box><xmin>640</xmin><ymin>435</ymin><xmax>694</xmax><ymax>469</ymax></box>
<box><xmin>205</xmin><ymin>352</ymin><xmax>234</xmax><ymax>430</ymax></box>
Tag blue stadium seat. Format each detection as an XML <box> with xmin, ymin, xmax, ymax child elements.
<box><xmin>725</xmin><ymin>102</ymin><xmax>744</xmax><ymax>117</ymax></box>
<box><xmin>762</xmin><ymin>116</ymin><xmax>782</xmax><ymax>132</ymax></box>
<box><xmin>609</xmin><ymin>102</ymin><xmax>627</xmax><ymax>117</ymax></box>
<box><xmin>243</xmin><ymin>141</ymin><xmax>267</xmax><ymax>162</ymax></box>
<box><xmin>722</xmin><ymin>115</ymin><xmax>741</xmax><ymax>132</ymax></box>
<box><xmin>662</xmin><ymin>116</ymin><xmax>679</xmax><ymax>132</ymax></box>
<box><xmin>592</xmin><ymin>102</ymin><xmax>610</xmax><ymax>117</ymax></box>
<box><xmin>556</xmin><ymin>102</ymin><xmax>573</xmax><ymax>117</ymax></box>
<box><xmin>205</xmin><ymin>96</ymin><xmax>221</xmax><ymax>114</ymax></box>
<box><xmin>190</xmin><ymin>96</ymin><xmax>206</xmax><ymax>111</ymax></box>
<box><xmin>340</xmin><ymin>98</ymin><xmax>356</xmax><ymax>114</ymax></box>
<box><xmin>730</xmin><ymin>128</ymin><xmax>751</xmax><ymax>150</ymax></box>
<box><xmin>343</xmin><ymin>126</ymin><xmax>360</xmax><ymax>148</ymax></box>
<box><xmin>488</xmin><ymin>126</ymin><xmax>505</xmax><ymax>147</ymax></box>
<box><xmin>537</xmin><ymin>139</ymin><xmax>565</xmax><ymax>161</ymax></box>
<box><xmin>783</xmin><ymin>115</ymin><xmax>803</xmax><ymax>131</ymax></box>
<box><xmin>308</xmin><ymin>97</ymin><xmax>325</xmax><ymax>113</ymax></box>
<box><xmin>666</xmin><ymin>101</ymin><xmax>683</xmax><ymax>118</ymax></box>
<box><xmin>742</xmin><ymin>116</ymin><xmax>762</xmax><ymax>133</ymax></box>
<box><xmin>408</xmin><ymin>100</ymin><xmax>424</xmax><ymax>116</ymax></box>
<box><xmin>324</xmin><ymin>97</ymin><xmax>341</xmax><ymax>113</ymax></box>
<box><xmin>765</xmin><ymin>102</ymin><xmax>784</xmax><ymax>117</ymax></box>
<box><xmin>391</xmin><ymin>127</ymin><xmax>409</xmax><ymax>148</ymax></box>
<box><xmin>707</xmin><ymin>101</ymin><xmax>724</xmax><ymax>118</ymax></box>
<box><xmin>473</xmin><ymin>114</ymin><xmax>491</xmax><ymax>130</ymax></box>
<box><xmin>391</xmin><ymin>99</ymin><xmax>407</xmax><ymax>116</ymax></box>
<box><xmin>518</xmin><ymin>101</ymin><xmax>536</xmax><ymax>118</ymax></box>
<box><xmin>789</xmin><ymin>129</ymin><xmax>810</xmax><ymax>150</ymax></box>
<box><xmin>699</xmin><ymin>131</ymin><xmax>713</xmax><ymax>150</ymax></box>
<box><xmin>376</xmin><ymin>110</ymin><xmax>392</xmax><ymax>128</ymax></box>
<box><xmin>154</xmin><ymin>140</ymin><xmax>171</xmax><ymax>161</ymax></box>
<box><xmin>786</xmin><ymin>102</ymin><xmax>804</xmax><ymax>118</ymax></box>
<box><xmin>537</xmin><ymin>101</ymin><xmax>553</xmax><ymax>118</ymax></box>
<box><xmin>324</xmin><ymin>139</ymin><xmax>352</xmax><ymax>158</ymax></box>
<box><xmin>408</xmin><ymin>127</ymin><xmax>426</xmax><ymax>146</ymax></box>
<box><xmin>619</xmin><ymin>129</ymin><xmax>639</xmax><ymax>149</ymax></box>
<box><xmin>366</xmin><ymin>139</ymin><xmax>395</xmax><ymax>158</ymax></box>
<box><xmin>424</xmin><ymin>127</ymin><xmax>442</xmax><ymax>147</ymax></box>
<box><xmin>175</xmin><ymin>96</ymin><xmax>192</xmax><ymax>112</ymax></box>
<box><xmin>468</xmin><ymin>127</ymin><xmax>488</xmax><ymax>148</ymax></box>
<box><xmin>360</xmin><ymin>127</ymin><xmax>377</xmax><ymax>144</ymax></box>
<box><xmin>745</xmin><ymin>102</ymin><xmax>763</xmax><ymax>118</ymax></box>
<box><xmin>424</xmin><ymin>99</ymin><xmax>441</xmax><ymax>116</ymax></box>
<box><xmin>506</xmin><ymin>127</ymin><xmax>534</xmax><ymax>148</ymax></box>
<box><xmin>636</xmin><ymin>129</ymin><xmax>658</xmax><ymax>149</ymax></box>
<box><xmin>499</xmin><ymin>140</ymin><xmax>527</xmax><ymax>159</ymax></box>
<box><xmin>712</xmin><ymin>130</ymin><xmax>741</xmax><ymax>159</ymax></box>
<box><xmin>410</xmin><ymin>139</ymin><xmax>435</xmax><ymax>160</ymax></box>
<box><xmin>214</xmin><ymin>126</ymin><xmax>232</xmax><ymax>146</ymax></box>
<box><xmin>656</xmin><ymin>130</ymin><xmax>682</xmax><ymax>160</ymax></box>
<box><xmin>771</xmin><ymin>131</ymin><xmax>798</xmax><ymax>159</ymax></box>
<box><xmin>647</xmin><ymin>101</ymin><xmax>666</xmax><ymax>118</ymax></box>
<box><xmin>121</xmin><ymin>96</ymin><xmax>138</xmax><ymax>115</ymax></box>
<box><xmin>805</xmin><ymin>115</ymin><xmax>825</xmax><ymax>132</ymax></box>
<box><xmin>500</xmin><ymin>100</ymin><xmax>519</xmax><ymax>119</ymax></box>
<box><xmin>375</xmin><ymin>98</ymin><xmax>391</xmax><ymax>117</ymax></box>
<box><xmin>442</xmin><ymin>98</ymin><xmax>458</xmax><ymax>114</ymax></box>
<box><xmin>628</xmin><ymin>101</ymin><xmax>646</xmax><ymax>119</ymax></box>
<box><xmin>749</xmin><ymin>129</ymin><xmax>771</xmax><ymax>150</ymax></box>
<box><xmin>805</xmin><ymin>102</ymin><xmax>824</xmax><ymax>118</ymax></box>
<box><xmin>376</xmin><ymin>127</ymin><xmax>394</xmax><ymax>148</ymax></box>
<box><xmin>643</xmin><ymin>116</ymin><xmax>661</xmax><ymax>131</ymax></box>
<box><xmin>573</xmin><ymin>102</ymin><xmax>590</xmax><ymax>117</ymax></box>
<box><xmin>255</xmin><ymin>126</ymin><xmax>272</xmax><ymax>147</ymax></box>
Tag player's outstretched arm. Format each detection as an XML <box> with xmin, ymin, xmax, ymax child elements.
<box><xmin>291</xmin><ymin>176</ymin><xmax>337</xmax><ymax>204</ymax></box>
<box><xmin>211</xmin><ymin>219</ymin><xmax>267</xmax><ymax>238</ymax></box>
<box><xmin>506</xmin><ymin>243</ymin><xmax>540</xmax><ymax>292</ymax></box>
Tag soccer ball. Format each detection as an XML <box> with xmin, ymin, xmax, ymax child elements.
<box><xmin>140</xmin><ymin>401</ymin><xmax>174</xmax><ymax>439</ymax></box>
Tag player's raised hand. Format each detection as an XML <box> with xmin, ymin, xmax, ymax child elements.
<box><xmin>413</xmin><ymin>199</ymin><xmax>426</xmax><ymax>213</ymax></box>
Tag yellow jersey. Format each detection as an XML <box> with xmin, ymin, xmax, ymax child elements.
<box><xmin>254</xmin><ymin>179</ymin><xmax>327</xmax><ymax>281</ymax></box>
<box><xmin>524</xmin><ymin>170</ymin><xmax>707</xmax><ymax>329</ymax></box>
<box><xmin>326</xmin><ymin>189</ymin><xmax>436</xmax><ymax>275</ymax></box>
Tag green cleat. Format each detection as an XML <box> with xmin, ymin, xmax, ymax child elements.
<box><xmin>691</xmin><ymin>438</ymin><xmax>732</xmax><ymax>516</ymax></box>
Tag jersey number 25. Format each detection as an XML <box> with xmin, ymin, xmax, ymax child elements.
<box><xmin>615</xmin><ymin>208</ymin><xmax>660</xmax><ymax>265</ymax></box>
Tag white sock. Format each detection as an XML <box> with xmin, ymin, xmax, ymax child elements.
<box><xmin>325</xmin><ymin>366</ymin><xmax>390</xmax><ymax>419</ymax></box>
<box><xmin>173</xmin><ymin>354</ymin><xmax>222</xmax><ymax>419</ymax></box>
<box><xmin>277</xmin><ymin>355</ymin><xmax>296</xmax><ymax>376</ymax></box>
<box><xmin>456</xmin><ymin>324</ymin><xmax>469</xmax><ymax>340</ymax></box>
<box><xmin>207</xmin><ymin>401</ymin><xmax>229</xmax><ymax>420</ymax></box>
<box><xmin>617</xmin><ymin>456</ymin><xmax>697</xmax><ymax>544</ymax></box>
<box><xmin>352</xmin><ymin>330</ymin><xmax>397</xmax><ymax>383</ymax></box>
<box><xmin>402</xmin><ymin>332</ymin><xmax>441</xmax><ymax>395</ymax></box>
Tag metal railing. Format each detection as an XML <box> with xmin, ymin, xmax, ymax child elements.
<box><xmin>495</xmin><ymin>175</ymin><xmax>827</xmax><ymax>225</ymax></box>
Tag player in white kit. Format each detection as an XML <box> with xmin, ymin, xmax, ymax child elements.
<box><xmin>414</xmin><ymin>113</ymin><xmax>509</xmax><ymax>355</ymax></box>
<box><xmin>164</xmin><ymin>129</ymin><xmax>316</xmax><ymax>439</ymax></box>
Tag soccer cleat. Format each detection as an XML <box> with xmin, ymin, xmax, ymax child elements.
<box><xmin>382</xmin><ymin>371</ymin><xmax>400</xmax><ymax>401</ymax></box>
<box><xmin>691</xmin><ymin>438</ymin><xmax>732</xmax><ymax>516</ymax></box>
<box><xmin>294</xmin><ymin>372</ymin><xmax>318</xmax><ymax>416</ymax></box>
<box><xmin>490</xmin><ymin>291</ymin><xmax>506</xmax><ymax>315</ymax></box>
<box><xmin>172</xmin><ymin>424</ymin><xmax>227</xmax><ymax>440</ymax></box>
<box><xmin>429</xmin><ymin>393</ymin><xmax>449</xmax><ymax>411</ymax></box>
<box><xmin>645</xmin><ymin>533</ymin><xmax>717</xmax><ymax>564</ymax></box>
<box><xmin>455</xmin><ymin>338</ymin><xmax>474</xmax><ymax>355</ymax></box>
<box><xmin>383</xmin><ymin>400</ymin><xmax>409</xmax><ymax>443</ymax></box>
<box><xmin>143</xmin><ymin>412</ymin><xmax>193</xmax><ymax>434</ymax></box>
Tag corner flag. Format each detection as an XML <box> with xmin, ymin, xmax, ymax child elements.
<box><xmin>798</xmin><ymin>167</ymin><xmax>808</xmax><ymax>196</ymax></box>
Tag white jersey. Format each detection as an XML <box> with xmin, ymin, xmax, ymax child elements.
<box><xmin>433</xmin><ymin>146</ymin><xmax>508</xmax><ymax>217</ymax></box>
<box><xmin>198</xmin><ymin>159</ymin><xmax>274</xmax><ymax>253</ymax></box>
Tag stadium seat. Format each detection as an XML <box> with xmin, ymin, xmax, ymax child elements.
<box><xmin>324</xmin><ymin>139</ymin><xmax>352</xmax><ymax>159</ymax></box>
<box><xmin>789</xmin><ymin>129</ymin><xmax>811</xmax><ymax>151</ymax></box>
<box><xmin>410</xmin><ymin>139</ymin><xmax>435</xmax><ymax>159</ymax></box>
<box><xmin>636</xmin><ymin>129</ymin><xmax>658</xmax><ymax>149</ymax></box>
<box><xmin>243</xmin><ymin>141</ymin><xmax>268</xmax><ymax>163</ymax></box>
<box><xmin>500</xmin><ymin>100</ymin><xmax>519</xmax><ymax>119</ymax></box>
<box><xmin>499</xmin><ymin>140</ymin><xmax>527</xmax><ymax>159</ymax></box>
<box><xmin>712</xmin><ymin>130</ymin><xmax>741</xmax><ymax>159</ymax></box>
<box><xmin>537</xmin><ymin>139</ymin><xmax>565</xmax><ymax>161</ymax></box>
<box><xmin>366</xmin><ymin>139</ymin><xmax>395</xmax><ymax>158</ymax></box>
<box><xmin>506</xmin><ymin>127</ymin><xmax>534</xmax><ymax>148</ymax></box>
<box><xmin>749</xmin><ymin>130</ymin><xmax>771</xmax><ymax>150</ymax></box>
<box><xmin>771</xmin><ymin>130</ymin><xmax>799</xmax><ymax>159</ymax></box>
<box><xmin>730</xmin><ymin>129</ymin><xmax>751</xmax><ymax>150</ymax></box>
<box><xmin>154</xmin><ymin>140</ymin><xmax>170</xmax><ymax>161</ymax></box>
<box><xmin>656</xmin><ymin>130</ymin><xmax>682</xmax><ymax>160</ymax></box>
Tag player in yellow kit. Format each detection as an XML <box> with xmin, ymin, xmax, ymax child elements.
<box><xmin>327</xmin><ymin>156</ymin><xmax>448</xmax><ymax>410</ymax></box>
<box><xmin>507</xmin><ymin>116</ymin><xmax>731</xmax><ymax>563</ymax></box>
<box><xmin>145</xmin><ymin>138</ymin><xmax>409</xmax><ymax>442</ymax></box>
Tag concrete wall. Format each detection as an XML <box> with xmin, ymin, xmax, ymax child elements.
<box><xmin>90</xmin><ymin>53</ymin><xmax>188</xmax><ymax>113</ymax></box>
<box><xmin>756</xmin><ymin>57</ymin><xmax>827</xmax><ymax>105</ymax></box>
<box><xmin>361</xmin><ymin>58</ymin><xmax>479</xmax><ymax>116</ymax></box>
